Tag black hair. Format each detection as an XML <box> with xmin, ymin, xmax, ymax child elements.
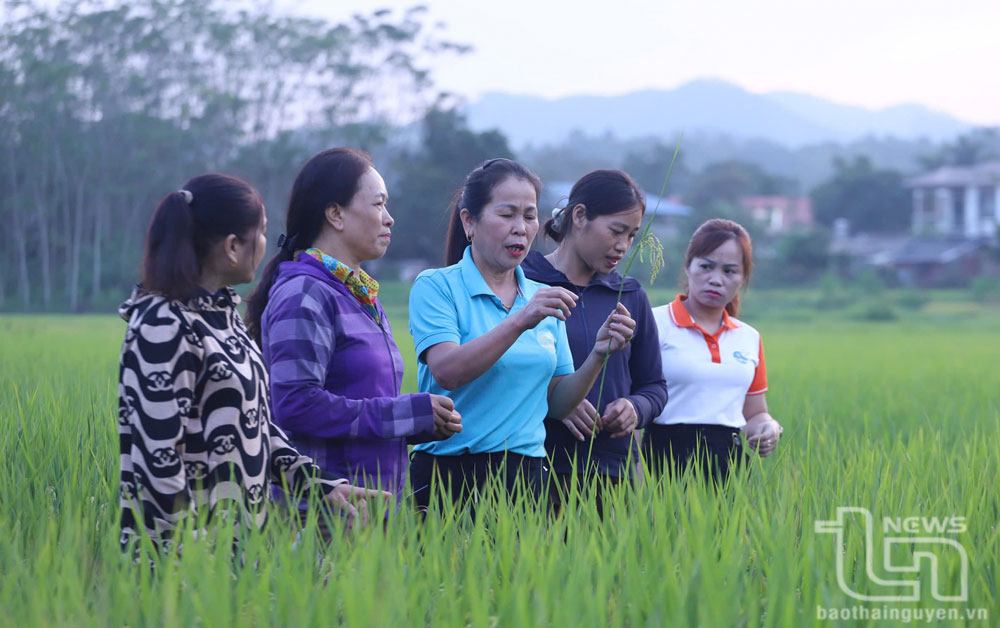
<box><xmin>444</xmin><ymin>158</ymin><xmax>542</xmax><ymax>266</ymax></box>
<box><xmin>141</xmin><ymin>173</ymin><xmax>263</xmax><ymax>301</ymax></box>
<box><xmin>245</xmin><ymin>147</ymin><xmax>374</xmax><ymax>344</ymax></box>
<box><xmin>543</xmin><ymin>169</ymin><xmax>645</xmax><ymax>243</ymax></box>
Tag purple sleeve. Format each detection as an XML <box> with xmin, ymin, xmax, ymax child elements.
<box><xmin>264</xmin><ymin>278</ymin><xmax>436</xmax><ymax>441</ymax></box>
<box><xmin>626</xmin><ymin>289</ymin><xmax>668</xmax><ymax>428</ymax></box>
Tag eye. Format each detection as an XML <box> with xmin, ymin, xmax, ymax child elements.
<box><xmin>525</xmin><ymin>213</ymin><xmax>537</xmax><ymax>221</ymax></box>
<box><xmin>700</xmin><ymin>263</ymin><xmax>711</xmax><ymax>270</ymax></box>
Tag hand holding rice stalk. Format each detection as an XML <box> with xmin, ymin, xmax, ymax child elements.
<box><xmin>592</xmin><ymin>137</ymin><xmax>682</xmax><ymax>435</ymax></box>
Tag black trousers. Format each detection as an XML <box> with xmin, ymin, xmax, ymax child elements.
<box><xmin>642</xmin><ymin>423</ymin><xmax>747</xmax><ymax>483</ymax></box>
<box><xmin>409</xmin><ymin>450</ymin><xmax>549</xmax><ymax>514</ymax></box>
<box><xmin>549</xmin><ymin>471</ymin><xmax>628</xmax><ymax>519</ymax></box>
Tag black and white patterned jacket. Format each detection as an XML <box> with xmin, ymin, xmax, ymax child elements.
<box><xmin>117</xmin><ymin>286</ymin><xmax>345</xmax><ymax>551</ymax></box>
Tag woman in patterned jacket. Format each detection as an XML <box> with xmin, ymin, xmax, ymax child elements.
<box><xmin>118</xmin><ymin>173</ymin><xmax>384</xmax><ymax>553</ymax></box>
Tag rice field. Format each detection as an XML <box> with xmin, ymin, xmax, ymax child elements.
<box><xmin>1</xmin><ymin>296</ymin><xmax>998</xmax><ymax>626</ymax></box>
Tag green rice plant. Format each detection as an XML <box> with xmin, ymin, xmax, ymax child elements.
<box><xmin>1</xmin><ymin>313</ymin><xmax>998</xmax><ymax>626</ymax></box>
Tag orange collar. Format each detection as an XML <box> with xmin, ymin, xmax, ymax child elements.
<box><xmin>669</xmin><ymin>294</ymin><xmax>739</xmax><ymax>331</ymax></box>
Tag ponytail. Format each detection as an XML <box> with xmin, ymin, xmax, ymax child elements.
<box><xmin>542</xmin><ymin>206</ymin><xmax>568</xmax><ymax>243</ymax></box>
<box><xmin>245</xmin><ymin>234</ymin><xmax>297</xmax><ymax>345</ymax></box>
<box><xmin>444</xmin><ymin>189</ymin><xmax>468</xmax><ymax>266</ymax></box>
<box><xmin>142</xmin><ymin>191</ymin><xmax>201</xmax><ymax>300</ymax></box>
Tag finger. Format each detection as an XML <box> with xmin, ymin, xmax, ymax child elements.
<box><xmin>610</xmin><ymin>314</ymin><xmax>637</xmax><ymax>333</ymax></box>
<box><xmin>344</xmin><ymin>502</ymin><xmax>359</xmax><ymax>532</ymax></box>
<box><xmin>571</xmin><ymin>412</ymin><xmax>594</xmax><ymax>434</ymax></box>
<box><xmin>556</xmin><ymin>293</ymin><xmax>578</xmax><ymax>313</ymax></box>
<box><xmin>580</xmin><ymin>402</ymin><xmax>598</xmax><ymax>423</ymax></box>
<box><xmin>574</xmin><ymin>408</ymin><xmax>595</xmax><ymax>429</ymax></box>
<box><xmin>540</xmin><ymin>306</ymin><xmax>567</xmax><ymax>321</ymax></box>
<box><xmin>615</xmin><ymin>302</ymin><xmax>631</xmax><ymax>318</ymax></box>
<box><xmin>358</xmin><ymin>499</ymin><xmax>370</xmax><ymax>529</ymax></box>
<box><xmin>600</xmin><ymin>403</ymin><xmax>625</xmax><ymax>430</ymax></box>
<box><xmin>553</xmin><ymin>287</ymin><xmax>579</xmax><ymax>305</ymax></box>
<box><xmin>349</xmin><ymin>487</ymin><xmax>393</xmax><ymax>500</ymax></box>
<box><xmin>436</xmin><ymin>396</ymin><xmax>455</xmax><ymax>411</ymax></box>
<box><xmin>563</xmin><ymin>419</ymin><xmax>585</xmax><ymax>441</ymax></box>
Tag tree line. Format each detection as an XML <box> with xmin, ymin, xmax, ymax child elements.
<box><xmin>4</xmin><ymin>1</ymin><xmax>998</xmax><ymax>311</ymax></box>
<box><xmin>0</xmin><ymin>0</ymin><xmax>485</xmax><ymax>311</ymax></box>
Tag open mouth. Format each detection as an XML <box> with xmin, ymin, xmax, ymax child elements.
<box><xmin>505</xmin><ymin>244</ymin><xmax>526</xmax><ymax>256</ymax></box>
<box><xmin>606</xmin><ymin>256</ymin><xmax>622</xmax><ymax>267</ymax></box>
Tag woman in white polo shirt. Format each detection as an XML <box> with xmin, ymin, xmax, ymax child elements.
<box><xmin>647</xmin><ymin>218</ymin><xmax>783</xmax><ymax>481</ymax></box>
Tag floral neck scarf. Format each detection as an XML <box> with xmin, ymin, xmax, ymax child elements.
<box><xmin>304</xmin><ymin>248</ymin><xmax>380</xmax><ymax>324</ymax></box>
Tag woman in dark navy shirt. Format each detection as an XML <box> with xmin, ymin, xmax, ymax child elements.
<box><xmin>522</xmin><ymin>169</ymin><xmax>667</xmax><ymax>511</ymax></box>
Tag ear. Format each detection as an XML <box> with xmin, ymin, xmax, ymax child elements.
<box><xmin>571</xmin><ymin>204</ymin><xmax>588</xmax><ymax>229</ymax></box>
<box><xmin>325</xmin><ymin>204</ymin><xmax>345</xmax><ymax>232</ymax></box>
<box><xmin>459</xmin><ymin>208</ymin><xmax>474</xmax><ymax>239</ymax></box>
<box><xmin>223</xmin><ymin>234</ymin><xmax>240</xmax><ymax>266</ymax></box>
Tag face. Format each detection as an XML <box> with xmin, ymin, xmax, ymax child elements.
<box><xmin>462</xmin><ymin>176</ymin><xmax>539</xmax><ymax>274</ymax></box>
<box><xmin>339</xmin><ymin>167</ymin><xmax>393</xmax><ymax>264</ymax></box>
<box><xmin>570</xmin><ymin>204</ymin><xmax>643</xmax><ymax>274</ymax></box>
<box><xmin>684</xmin><ymin>238</ymin><xmax>745</xmax><ymax>310</ymax></box>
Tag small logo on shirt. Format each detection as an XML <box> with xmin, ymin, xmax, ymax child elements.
<box><xmin>537</xmin><ymin>330</ymin><xmax>557</xmax><ymax>354</ymax></box>
<box><xmin>733</xmin><ymin>350</ymin><xmax>757</xmax><ymax>366</ymax></box>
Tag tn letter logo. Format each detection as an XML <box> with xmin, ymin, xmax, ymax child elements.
<box><xmin>815</xmin><ymin>506</ymin><xmax>968</xmax><ymax>602</ymax></box>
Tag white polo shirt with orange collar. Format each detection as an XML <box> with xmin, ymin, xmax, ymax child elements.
<box><xmin>651</xmin><ymin>294</ymin><xmax>767</xmax><ymax>429</ymax></box>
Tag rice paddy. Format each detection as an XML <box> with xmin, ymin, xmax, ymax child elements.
<box><xmin>1</xmin><ymin>293</ymin><xmax>997</xmax><ymax>626</ymax></box>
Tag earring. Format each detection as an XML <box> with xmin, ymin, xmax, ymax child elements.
<box><xmin>229</xmin><ymin>258</ymin><xmax>237</xmax><ymax>268</ymax></box>
<box><xmin>466</xmin><ymin>232</ymin><xmax>473</xmax><ymax>243</ymax></box>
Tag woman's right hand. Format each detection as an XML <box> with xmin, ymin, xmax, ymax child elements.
<box><xmin>561</xmin><ymin>398</ymin><xmax>598</xmax><ymax>441</ymax></box>
<box><xmin>431</xmin><ymin>394</ymin><xmax>462</xmax><ymax>440</ymax></box>
<box><xmin>513</xmin><ymin>286</ymin><xmax>578</xmax><ymax>330</ymax></box>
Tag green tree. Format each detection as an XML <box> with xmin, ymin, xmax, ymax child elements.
<box><xmin>919</xmin><ymin>127</ymin><xmax>1000</xmax><ymax>170</ymax></box>
<box><xmin>387</xmin><ymin>106</ymin><xmax>514</xmax><ymax>263</ymax></box>
<box><xmin>0</xmin><ymin>0</ymin><xmax>463</xmax><ymax>311</ymax></box>
<box><xmin>622</xmin><ymin>140</ymin><xmax>693</xmax><ymax>197</ymax></box>
<box><xmin>810</xmin><ymin>156</ymin><xmax>909</xmax><ymax>233</ymax></box>
<box><xmin>686</xmin><ymin>160</ymin><xmax>797</xmax><ymax>210</ymax></box>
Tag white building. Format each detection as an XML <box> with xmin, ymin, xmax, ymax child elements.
<box><xmin>905</xmin><ymin>161</ymin><xmax>1000</xmax><ymax>239</ymax></box>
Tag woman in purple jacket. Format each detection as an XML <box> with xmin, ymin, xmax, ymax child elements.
<box><xmin>521</xmin><ymin>169</ymin><xmax>667</xmax><ymax>512</ymax></box>
<box><xmin>245</xmin><ymin>148</ymin><xmax>462</xmax><ymax>509</ymax></box>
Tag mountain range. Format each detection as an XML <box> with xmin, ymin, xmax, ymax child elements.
<box><xmin>463</xmin><ymin>79</ymin><xmax>972</xmax><ymax>148</ymax></box>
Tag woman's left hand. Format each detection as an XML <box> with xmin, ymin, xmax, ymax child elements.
<box><xmin>592</xmin><ymin>303</ymin><xmax>636</xmax><ymax>356</ymax></box>
<box><xmin>323</xmin><ymin>484</ymin><xmax>392</xmax><ymax>531</ymax></box>
<box><xmin>600</xmin><ymin>398</ymin><xmax>638</xmax><ymax>438</ymax></box>
<box><xmin>745</xmin><ymin>419</ymin><xmax>783</xmax><ymax>457</ymax></box>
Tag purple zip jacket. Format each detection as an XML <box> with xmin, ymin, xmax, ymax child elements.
<box><xmin>261</xmin><ymin>253</ymin><xmax>436</xmax><ymax>497</ymax></box>
<box><xmin>522</xmin><ymin>250</ymin><xmax>667</xmax><ymax>478</ymax></box>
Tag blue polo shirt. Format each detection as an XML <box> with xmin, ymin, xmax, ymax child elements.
<box><xmin>409</xmin><ymin>246</ymin><xmax>575</xmax><ymax>457</ymax></box>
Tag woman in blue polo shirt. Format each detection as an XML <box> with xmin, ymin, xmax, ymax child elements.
<box><xmin>521</xmin><ymin>169</ymin><xmax>667</xmax><ymax>513</ymax></box>
<box><xmin>648</xmin><ymin>218</ymin><xmax>783</xmax><ymax>482</ymax></box>
<box><xmin>408</xmin><ymin>158</ymin><xmax>637</xmax><ymax>511</ymax></box>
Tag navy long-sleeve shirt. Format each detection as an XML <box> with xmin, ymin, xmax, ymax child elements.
<box><xmin>522</xmin><ymin>251</ymin><xmax>667</xmax><ymax>478</ymax></box>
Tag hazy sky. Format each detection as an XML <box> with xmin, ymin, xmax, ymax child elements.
<box><xmin>281</xmin><ymin>0</ymin><xmax>999</xmax><ymax>125</ymax></box>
